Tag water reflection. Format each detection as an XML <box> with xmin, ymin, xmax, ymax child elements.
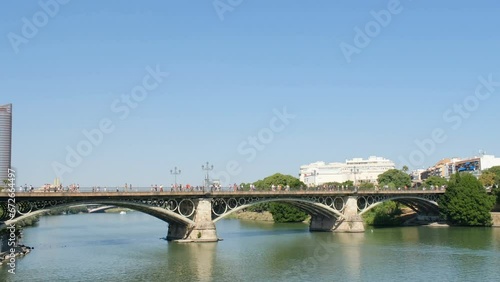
<box><xmin>337</xmin><ymin>233</ymin><xmax>364</xmax><ymax>280</ymax></box>
<box><xmin>166</xmin><ymin>243</ymin><xmax>217</xmax><ymax>282</ymax></box>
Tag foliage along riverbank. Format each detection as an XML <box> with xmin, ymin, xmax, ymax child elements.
<box><xmin>225</xmin><ymin>211</ymin><xmax>275</xmax><ymax>222</ymax></box>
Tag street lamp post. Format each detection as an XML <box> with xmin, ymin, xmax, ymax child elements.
<box><xmin>202</xmin><ymin>162</ymin><xmax>214</xmax><ymax>192</ymax></box>
<box><xmin>351</xmin><ymin>167</ymin><xmax>359</xmax><ymax>190</ymax></box>
<box><xmin>170</xmin><ymin>167</ymin><xmax>181</xmax><ymax>188</ymax></box>
<box><xmin>306</xmin><ymin>170</ymin><xmax>318</xmax><ymax>190</ymax></box>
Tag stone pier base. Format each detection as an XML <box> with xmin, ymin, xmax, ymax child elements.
<box><xmin>168</xmin><ymin>199</ymin><xmax>219</xmax><ymax>243</ymax></box>
<box><xmin>333</xmin><ymin>215</ymin><xmax>365</xmax><ymax>233</ymax></box>
<box><xmin>333</xmin><ymin>196</ymin><xmax>365</xmax><ymax>233</ymax></box>
<box><xmin>166</xmin><ymin>224</ymin><xmax>188</xmax><ymax>241</ymax></box>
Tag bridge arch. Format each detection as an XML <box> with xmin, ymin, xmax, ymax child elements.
<box><xmin>1</xmin><ymin>200</ymin><xmax>195</xmax><ymax>229</ymax></box>
<box><xmin>358</xmin><ymin>196</ymin><xmax>439</xmax><ymax>216</ymax></box>
<box><xmin>212</xmin><ymin>198</ymin><xmax>346</xmax><ymax>223</ymax></box>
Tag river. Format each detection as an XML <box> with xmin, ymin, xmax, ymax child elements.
<box><xmin>1</xmin><ymin>212</ymin><xmax>499</xmax><ymax>282</ymax></box>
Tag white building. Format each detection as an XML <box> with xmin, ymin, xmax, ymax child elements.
<box><xmin>299</xmin><ymin>156</ymin><xmax>395</xmax><ymax>187</ymax></box>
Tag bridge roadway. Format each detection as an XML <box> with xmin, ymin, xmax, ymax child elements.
<box><xmin>0</xmin><ymin>190</ymin><xmax>444</xmax><ymax>242</ymax></box>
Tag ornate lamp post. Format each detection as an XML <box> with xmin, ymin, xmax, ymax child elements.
<box><xmin>351</xmin><ymin>167</ymin><xmax>359</xmax><ymax>190</ymax></box>
<box><xmin>170</xmin><ymin>167</ymin><xmax>181</xmax><ymax>188</ymax></box>
<box><xmin>308</xmin><ymin>170</ymin><xmax>318</xmax><ymax>189</ymax></box>
<box><xmin>202</xmin><ymin>162</ymin><xmax>214</xmax><ymax>192</ymax></box>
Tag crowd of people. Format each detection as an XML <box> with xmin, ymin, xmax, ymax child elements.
<box><xmin>12</xmin><ymin>182</ymin><xmax>443</xmax><ymax>193</ymax></box>
<box><xmin>16</xmin><ymin>183</ymin><xmax>81</xmax><ymax>193</ymax></box>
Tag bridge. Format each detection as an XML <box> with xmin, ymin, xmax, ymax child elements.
<box><xmin>0</xmin><ymin>190</ymin><xmax>444</xmax><ymax>242</ymax></box>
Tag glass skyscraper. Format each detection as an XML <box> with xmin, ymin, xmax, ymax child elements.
<box><xmin>0</xmin><ymin>104</ymin><xmax>12</xmax><ymax>182</ymax></box>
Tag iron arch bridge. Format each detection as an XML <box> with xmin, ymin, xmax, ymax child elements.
<box><xmin>0</xmin><ymin>190</ymin><xmax>444</xmax><ymax>242</ymax></box>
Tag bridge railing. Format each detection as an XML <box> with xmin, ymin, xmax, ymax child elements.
<box><xmin>2</xmin><ymin>187</ymin><xmax>446</xmax><ymax>195</ymax></box>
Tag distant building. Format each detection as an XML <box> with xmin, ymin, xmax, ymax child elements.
<box><xmin>299</xmin><ymin>156</ymin><xmax>395</xmax><ymax>187</ymax></box>
<box><xmin>452</xmin><ymin>154</ymin><xmax>500</xmax><ymax>177</ymax></box>
<box><xmin>410</xmin><ymin>169</ymin><xmax>426</xmax><ymax>183</ymax></box>
<box><xmin>0</xmin><ymin>104</ymin><xmax>12</xmax><ymax>182</ymax></box>
<box><xmin>420</xmin><ymin>154</ymin><xmax>500</xmax><ymax>180</ymax></box>
<box><xmin>420</xmin><ymin>158</ymin><xmax>457</xmax><ymax>180</ymax></box>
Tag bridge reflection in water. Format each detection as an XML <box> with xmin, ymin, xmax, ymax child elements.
<box><xmin>0</xmin><ymin>190</ymin><xmax>443</xmax><ymax>242</ymax></box>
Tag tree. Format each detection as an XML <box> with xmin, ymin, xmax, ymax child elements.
<box><xmin>359</xmin><ymin>182</ymin><xmax>375</xmax><ymax>190</ymax></box>
<box><xmin>239</xmin><ymin>183</ymin><xmax>251</xmax><ymax>191</ymax></box>
<box><xmin>402</xmin><ymin>166</ymin><xmax>409</xmax><ymax>173</ymax></box>
<box><xmin>253</xmin><ymin>173</ymin><xmax>305</xmax><ymax>190</ymax></box>
<box><xmin>424</xmin><ymin>176</ymin><xmax>448</xmax><ymax>188</ymax></box>
<box><xmin>482</xmin><ymin>166</ymin><xmax>500</xmax><ymax>186</ymax></box>
<box><xmin>342</xmin><ymin>180</ymin><xmax>354</xmax><ymax>188</ymax></box>
<box><xmin>480</xmin><ymin>166</ymin><xmax>500</xmax><ymax>204</ymax></box>
<box><xmin>479</xmin><ymin>172</ymin><xmax>496</xmax><ymax>187</ymax></box>
<box><xmin>363</xmin><ymin>201</ymin><xmax>403</xmax><ymax>226</ymax></box>
<box><xmin>250</xmin><ymin>173</ymin><xmax>308</xmax><ymax>222</ymax></box>
<box><xmin>324</xmin><ymin>182</ymin><xmax>342</xmax><ymax>187</ymax></box>
<box><xmin>377</xmin><ymin>169</ymin><xmax>411</xmax><ymax>189</ymax></box>
<box><xmin>438</xmin><ymin>173</ymin><xmax>495</xmax><ymax>226</ymax></box>
<box><xmin>268</xmin><ymin>203</ymin><xmax>308</xmax><ymax>223</ymax></box>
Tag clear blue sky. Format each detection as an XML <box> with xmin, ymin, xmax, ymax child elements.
<box><xmin>1</xmin><ymin>0</ymin><xmax>499</xmax><ymax>187</ymax></box>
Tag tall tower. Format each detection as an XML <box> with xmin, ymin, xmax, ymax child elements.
<box><xmin>0</xmin><ymin>104</ymin><xmax>12</xmax><ymax>182</ymax></box>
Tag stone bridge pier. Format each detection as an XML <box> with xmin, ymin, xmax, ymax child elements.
<box><xmin>310</xmin><ymin>196</ymin><xmax>365</xmax><ymax>233</ymax></box>
<box><xmin>167</xmin><ymin>199</ymin><xmax>219</xmax><ymax>242</ymax></box>
<box><xmin>333</xmin><ymin>196</ymin><xmax>365</xmax><ymax>232</ymax></box>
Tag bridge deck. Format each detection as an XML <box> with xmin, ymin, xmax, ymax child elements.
<box><xmin>0</xmin><ymin>190</ymin><xmax>445</xmax><ymax>199</ymax></box>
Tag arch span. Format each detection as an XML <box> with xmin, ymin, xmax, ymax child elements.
<box><xmin>213</xmin><ymin>198</ymin><xmax>346</xmax><ymax>223</ymax></box>
<box><xmin>359</xmin><ymin>196</ymin><xmax>439</xmax><ymax>216</ymax></box>
<box><xmin>1</xmin><ymin>200</ymin><xmax>195</xmax><ymax>230</ymax></box>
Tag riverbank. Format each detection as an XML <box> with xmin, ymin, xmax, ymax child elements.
<box><xmin>225</xmin><ymin>211</ymin><xmax>313</xmax><ymax>224</ymax></box>
<box><xmin>225</xmin><ymin>211</ymin><xmax>275</xmax><ymax>221</ymax></box>
<box><xmin>104</xmin><ymin>208</ymin><xmax>132</xmax><ymax>213</ymax></box>
<box><xmin>0</xmin><ymin>244</ymin><xmax>32</xmax><ymax>266</ymax></box>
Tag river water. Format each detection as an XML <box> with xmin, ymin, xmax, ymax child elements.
<box><xmin>1</xmin><ymin>212</ymin><xmax>499</xmax><ymax>282</ymax></box>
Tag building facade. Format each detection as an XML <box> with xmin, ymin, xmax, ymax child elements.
<box><xmin>452</xmin><ymin>154</ymin><xmax>500</xmax><ymax>177</ymax></box>
<box><xmin>299</xmin><ymin>156</ymin><xmax>395</xmax><ymax>187</ymax></box>
<box><xmin>0</xmin><ymin>104</ymin><xmax>12</xmax><ymax>182</ymax></box>
<box><xmin>420</xmin><ymin>158</ymin><xmax>455</xmax><ymax>180</ymax></box>
<box><xmin>420</xmin><ymin>154</ymin><xmax>500</xmax><ymax>180</ymax></box>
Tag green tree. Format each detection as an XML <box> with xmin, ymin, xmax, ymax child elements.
<box><xmin>253</xmin><ymin>173</ymin><xmax>305</xmax><ymax>190</ymax></box>
<box><xmin>402</xmin><ymin>166</ymin><xmax>409</xmax><ymax>173</ymax></box>
<box><xmin>377</xmin><ymin>169</ymin><xmax>411</xmax><ymax>189</ymax></box>
<box><xmin>239</xmin><ymin>183</ymin><xmax>251</xmax><ymax>191</ymax></box>
<box><xmin>268</xmin><ymin>203</ymin><xmax>308</xmax><ymax>223</ymax></box>
<box><xmin>363</xmin><ymin>201</ymin><xmax>403</xmax><ymax>226</ymax></box>
<box><xmin>248</xmin><ymin>173</ymin><xmax>308</xmax><ymax>222</ymax></box>
<box><xmin>359</xmin><ymin>182</ymin><xmax>375</xmax><ymax>190</ymax></box>
<box><xmin>424</xmin><ymin>176</ymin><xmax>448</xmax><ymax>188</ymax></box>
<box><xmin>482</xmin><ymin>167</ymin><xmax>500</xmax><ymax>204</ymax></box>
<box><xmin>482</xmin><ymin>166</ymin><xmax>500</xmax><ymax>185</ymax></box>
<box><xmin>342</xmin><ymin>180</ymin><xmax>354</xmax><ymax>188</ymax></box>
<box><xmin>324</xmin><ymin>182</ymin><xmax>342</xmax><ymax>187</ymax></box>
<box><xmin>438</xmin><ymin>173</ymin><xmax>495</xmax><ymax>226</ymax></box>
<box><xmin>479</xmin><ymin>172</ymin><xmax>496</xmax><ymax>187</ymax></box>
